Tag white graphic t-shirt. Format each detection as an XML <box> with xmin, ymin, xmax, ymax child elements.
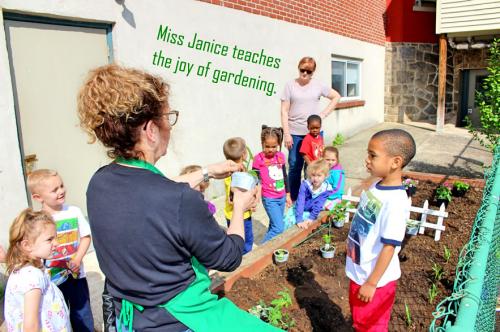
<box><xmin>345</xmin><ymin>182</ymin><xmax>409</xmax><ymax>287</ymax></box>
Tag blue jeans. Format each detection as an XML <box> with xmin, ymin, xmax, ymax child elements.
<box><xmin>58</xmin><ymin>276</ymin><xmax>94</xmax><ymax>332</ymax></box>
<box><xmin>226</xmin><ymin>217</ymin><xmax>254</xmax><ymax>254</ymax></box>
<box><xmin>288</xmin><ymin>134</ymin><xmax>306</xmax><ymax>201</ymax></box>
<box><xmin>261</xmin><ymin>196</ymin><xmax>286</xmax><ymax>243</ymax></box>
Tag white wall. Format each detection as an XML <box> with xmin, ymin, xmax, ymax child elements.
<box><xmin>0</xmin><ymin>0</ymin><xmax>384</xmax><ymax>243</ymax></box>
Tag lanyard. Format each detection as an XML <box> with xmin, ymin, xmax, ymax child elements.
<box><xmin>115</xmin><ymin>157</ymin><xmax>164</xmax><ymax>177</ymax></box>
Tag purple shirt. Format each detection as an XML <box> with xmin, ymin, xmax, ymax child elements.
<box><xmin>281</xmin><ymin>79</ymin><xmax>331</xmax><ymax>135</ymax></box>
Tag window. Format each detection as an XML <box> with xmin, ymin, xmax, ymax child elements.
<box><xmin>331</xmin><ymin>58</ymin><xmax>361</xmax><ymax>99</ymax></box>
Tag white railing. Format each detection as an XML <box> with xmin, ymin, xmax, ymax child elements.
<box><xmin>341</xmin><ymin>188</ymin><xmax>449</xmax><ymax>241</ymax></box>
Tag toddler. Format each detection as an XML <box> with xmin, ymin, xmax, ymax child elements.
<box><xmin>4</xmin><ymin>208</ymin><xmax>71</xmax><ymax>331</ymax></box>
<box><xmin>299</xmin><ymin>114</ymin><xmax>324</xmax><ymax>165</ymax></box>
<box><xmin>323</xmin><ymin>146</ymin><xmax>345</xmax><ymax>210</ymax></box>
<box><xmin>223</xmin><ymin>137</ymin><xmax>254</xmax><ymax>254</ymax></box>
<box><xmin>252</xmin><ymin>125</ymin><xmax>291</xmax><ymax>243</ymax></box>
<box><xmin>284</xmin><ymin>159</ymin><xmax>333</xmax><ymax>229</ymax></box>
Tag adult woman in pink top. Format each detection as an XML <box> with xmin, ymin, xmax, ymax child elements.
<box><xmin>280</xmin><ymin>57</ymin><xmax>341</xmax><ymax>201</ymax></box>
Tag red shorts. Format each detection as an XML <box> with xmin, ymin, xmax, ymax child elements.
<box><xmin>349</xmin><ymin>280</ymin><xmax>397</xmax><ymax>332</ymax></box>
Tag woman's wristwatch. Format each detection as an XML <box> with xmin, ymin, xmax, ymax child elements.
<box><xmin>202</xmin><ymin>167</ymin><xmax>210</xmax><ymax>183</ymax></box>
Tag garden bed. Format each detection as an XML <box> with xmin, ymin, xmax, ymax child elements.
<box><xmin>222</xmin><ymin>180</ymin><xmax>484</xmax><ymax>331</ymax></box>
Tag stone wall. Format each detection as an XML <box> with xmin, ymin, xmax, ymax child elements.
<box><xmin>385</xmin><ymin>42</ymin><xmax>454</xmax><ymax>123</ymax></box>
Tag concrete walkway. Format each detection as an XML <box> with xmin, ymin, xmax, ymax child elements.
<box><xmin>0</xmin><ymin>122</ymin><xmax>492</xmax><ymax>331</ymax></box>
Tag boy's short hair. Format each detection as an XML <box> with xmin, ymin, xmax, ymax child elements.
<box><xmin>27</xmin><ymin>169</ymin><xmax>58</xmax><ymax>194</ymax></box>
<box><xmin>223</xmin><ymin>137</ymin><xmax>247</xmax><ymax>162</ymax></box>
<box><xmin>307</xmin><ymin>114</ymin><xmax>322</xmax><ymax>126</ymax></box>
<box><xmin>179</xmin><ymin>165</ymin><xmax>202</xmax><ymax>176</ymax></box>
<box><xmin>372</xmin><ymin>129</ymin><xmax>416</xmax><ymax>167</ymax></box>
<box><xmin>306</xmin><ymin>159</ymin><xmax>330</xmax><ymax>178</ymax></box>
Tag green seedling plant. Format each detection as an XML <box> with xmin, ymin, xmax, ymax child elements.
<box><xmin>432</xmin><ymin>262</ymin><xmax>444</xmax><ymax>281</ymax></box>
<box><xmin>274</xmin><ymin>249</ymin><xmax>287</xmax><ymax>261</ymax></box>
<box><xmin>332</xmin><ymin>133</ymin><xmax>345</xmax><ymax>147</ymax></box>
<box><xmin>443</xmin><ymin>246</ymin><xmax>451</xmax><ymax>264</ymax></box>
<box><xmin>428</xmin><ymin>283</ymin><xmax>439</xmax><ymax>304</ymax></box>
<box><xmin>322</xmin><ymin>234</ymin><xmax>334</xmax><ymax>251</ymax></box>
<box><xmin>327</xmin><ymin>200</ymin><xmax>352</xmax><ymax>225</ymax></box>
<box><xmin>404</xmin><ymin>302</ymin><xmax>412</xmax><ymax>327</ymax></box>
<box><xmin>249</xmin><ymin>288</ymin><xmax>295</xmax><ymax>330</ymax></box>
<box><xmin>436</xmin><ymin>184</ymin><xmax>452</xmax><ymax>202</ymax></box>
<box><xmin>453</xmin><ymin>181</ymin><xmax>470</xmax><ymax>192</ymax></box>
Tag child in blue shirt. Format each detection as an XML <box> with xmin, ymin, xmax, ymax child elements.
<box><xmin>284</xmin><ymin>159</ymin><xmax>333</xmax><ymax>230</ymax></box>
<box><xmin>323</xmin><ymin>146</ymin><xmax>345</xmax><ymax>210</ymax></box>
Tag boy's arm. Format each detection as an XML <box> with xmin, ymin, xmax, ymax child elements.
<box><xmin>358</xmin><ymin>244</ymin><xmax>395</xmax><ymax>302</ymax></box>
<box><xmin>70</xmin><ymin>235</ymin><xmax>91</xmax><ymax>274</ymax></box>
<box><xmin>302</xmin><ymin>154</ymin><xmax>312</xmax><ymax>165</ymax></box>
<box><xmin>308</xmin><ymin>192</ymin><xmax>330</xmax><ymax>220</ymax></box>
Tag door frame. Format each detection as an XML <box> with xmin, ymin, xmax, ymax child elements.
<box><xmin>3</xmin><ymin>12</ymin><xmax>113</xmax><ymax>203</ymax></box>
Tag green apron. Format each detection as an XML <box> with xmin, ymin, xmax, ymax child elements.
<box><xmin>114</xmin><ymin>158</ymin><xmax>282</xmax><ymax>332</ymax></box>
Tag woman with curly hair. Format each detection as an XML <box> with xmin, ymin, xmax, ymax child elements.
<box><xmin>78</xmin><ymin>64</ymin><xmax>280</xmax><ymax>332</ymax></box>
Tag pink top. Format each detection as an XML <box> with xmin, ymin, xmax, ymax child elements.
<box><xmin>281</xmin><ymin>79</ymin><xmax>331</xmax><ymax>135</ymax></box>
<box><xmin>252</xmin><ymin>151</ymin><xmax>287</xmax><ymax>199</ymax></box>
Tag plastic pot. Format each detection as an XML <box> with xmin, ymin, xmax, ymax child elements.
<box><xmin>273</xmin><ymin>249</ymin><xmax>289</xmax><ymax>263</ymax></box>
<box><xmin>406</xmin><ymin>186</ymin><xmax>417</xmax><ymax>197</ymax></box>
<box><xmin>320</xmin><ymin>245</ymin><xmax>335</xmax><ymax>258</ymax></box>
<box><xmin>406</xmin><ymin>225</ymin><xmax>419</xmax><ymax>236</ymax></box>
<box><xmin>231</xmin><ymin>172</ymin><xmax>257</xmax><ymax>191</ymax></box>
<box><xmin>333</xmin><ymin>220</ymin><xmax>344</xmax><ymax>228</ymax></box>
<box><xmin>436</xmin><ymin>198</ymin><xmax>450</xmax><ymax>208</ymax></box>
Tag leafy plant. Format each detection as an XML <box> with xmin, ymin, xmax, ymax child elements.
<box><xmin>327</xmin><ymin>200</ymin><xmax>352</xmax><ymax>223</ymax></box>
<box><xmin>453</xmin><ymin>181</ymin><xmax>470</xmax><ymax>192</ymax></box>
<box><xmin>466</xmin><ymin>38</ymin><xmax>500</xmax><ymax>152</ymax></box>
<box><xmin>435</xmin><ymin>183</ymin><xmax>452</xmax><ymax>202</ymax></box>
<box><xmin>249</xmin><ymin>289</ymin><xmax>295</xmax><ymax>330</ymax></box>
<box><xmin>402</xmin><ymin>178</ymin><xmax>418</xmax><ymax>190</ymax></box>
<box><xmin>428</xmin><ymin>283</ymin><xmax>439</xmax><ymax>304</ymax></box>
<box><xmin>432</xmin><ymin>262</ymin><xmax>443</xmax><ymax>281</ymax></box>
<box><xmin>443</xmin><ymin>246</ymin><xmax>451</xmax><ymax>264</ymax></box>
<box><xmin>332</xmin><ymin>133</ymin><xmax>345</xmax><ymax>147</ymax></box>
<box><xmin>322</xmin><ymin>234</ymin><xmax>336</xmax><ymax>252</ymax></box>
<box><xmin>274</xmin><ymin>249</ymin><xmax>287</xmax><ymax>260</ymax></box>
<box><xmin>404</xmin><ymin>302</ymin><xmax>412</xmax><ymax>327</ymax></box>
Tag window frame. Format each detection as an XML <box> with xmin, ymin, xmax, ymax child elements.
<box><xmin>331</xmin><ymin>56</ymin><xmax>362</xmax><ymax>102</ymax></box>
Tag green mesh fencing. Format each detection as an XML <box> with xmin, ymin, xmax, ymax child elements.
<box><xmin>430</xmin><ymin>143</ymin><xmax>500</xmax><ymax>332</ymax></box>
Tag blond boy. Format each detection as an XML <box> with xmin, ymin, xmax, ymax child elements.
<box><xmin>223</xmin><ymin>138</ymin><xmax>254</xmax><ymax>254</ymax></box>
<box><xmin>28</xmin><ymin>169</ymin><xmax>94</xmax><ymax>331</ymax></box>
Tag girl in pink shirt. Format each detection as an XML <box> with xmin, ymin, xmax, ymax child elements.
<box><xmin>252</xmin><ymin>126</ymin><xmax>292</xmax><ymax>243</ymax></box>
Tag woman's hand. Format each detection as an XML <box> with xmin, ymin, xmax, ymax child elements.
<box><xmin>232</xmin><ymin>187</ymin><xmax>258</xmax><ymax>213</ymax></box>
<box><xmin>284</xmin><ymin>133</ymin><xmax>293</xmax><ymax>149</ymax></box>
<box><xmin>208</xmin><ymin>160</ymin><xmax>244</xmax><ymax>179</ymax></box>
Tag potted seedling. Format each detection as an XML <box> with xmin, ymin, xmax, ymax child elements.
<box><xmin>273</xmin><ymin>249</ymin><xmax>289</xmax><ymax>264</ymax></box>
<box><xmin>327</xmin><ymin>200</ymin><xmax>352</xmax><ymax>229</ymax></box>
<box><xmin>402</xmin><ymin>178</ymin><xmax>418</xmax><ymax>197</ymax></box>
<box><xmin>452</xmin><ymin>180</ymin><xmax>470</xmax><ymax>197</ymax></box>
<box><xmin>435</xmin><ymin>183</ymin><xmax>452</xmax><ymax>207</ymax></box>
<box><xmin>405</xmin><ymin>219</ymin><xmax>420</xmax><ymax>236</ymax></box>
<box><xmin>320</xmin><ymin>234</ymin><xmax>336</xmax><ymax>258</ymax></box>
<box><xmin>231</xmin><ymin>147</ymin><xmax>259</xmax><ymax>191</ymax></box>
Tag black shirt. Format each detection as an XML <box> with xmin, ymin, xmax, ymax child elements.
<box><xmin>87</xmin><ymin>163</ymin><xmax>244</xmax><ymax>331</ymax></box>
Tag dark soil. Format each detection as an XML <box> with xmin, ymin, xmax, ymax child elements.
<box><xmin>224</xmin><ymin>181</ymin><xmax>483</xmax><ymax>331</ymax></box>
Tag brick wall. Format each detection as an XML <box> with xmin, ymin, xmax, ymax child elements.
<box><xmin>197</xmin><ymin>0</ymin><xmax>386</xmax><ymax>46</ymax></box>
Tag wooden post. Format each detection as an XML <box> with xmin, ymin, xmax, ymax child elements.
<box><xmin>436</xmin><ymin>34</ymin><xmax>447</xmax><ymax>132</ymax></box>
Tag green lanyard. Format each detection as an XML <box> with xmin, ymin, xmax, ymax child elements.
<box><xmin>115</xmin><ymin>157</ymin><xmax>164</xmax><ymax>177</ymax></box>
<box><xmin>114</xmin><ymin>157</ymin><xmax>162</xmax><ymax>332</ymax></box>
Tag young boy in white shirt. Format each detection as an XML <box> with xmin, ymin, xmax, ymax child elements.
<box><xmin>346</xmin><ymin>129</ymin><xmax>416</xmax><ymax>331</ymax></box>
<box><xmin>28</xmin><ymin>169</ymin><xmax>94</xmax><ymax>331</ymax></box>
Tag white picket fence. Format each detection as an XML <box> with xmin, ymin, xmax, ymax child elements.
<box><xmin>340</xmin><ymin>187</ymin><xmax>449</xmax><ymax>241</ymax></box>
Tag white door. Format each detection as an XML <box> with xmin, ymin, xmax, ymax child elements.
<box><xmin>5</xmin><ymin>19</ymin><xmax>111</xmax><ymax>214</ymax></box>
